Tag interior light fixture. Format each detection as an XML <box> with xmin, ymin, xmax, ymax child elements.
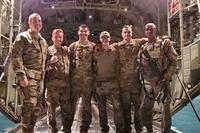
<box><xmin>89</xmin><ymin>15</ymin><xmax>92</xmax><ymax>19</ymax></box>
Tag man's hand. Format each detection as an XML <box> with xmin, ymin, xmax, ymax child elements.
<box><xmin>20</xmin><ymin>76</ymin><xmax>29</xmax><ymax>87</ymax></box>
<box><xmin>163</xmin><ymin>39</ymin><xmax>171</xmax><ymax>48</ymax></box>
<box><xmin>141</xmin><ymin>54</ymin><xmax>150</xmax><ymax>70</ymax></box>
<box><xmin>50</xmin><ymin>55</ymin><xmax>58</xmax><ymax>64</ymax></box>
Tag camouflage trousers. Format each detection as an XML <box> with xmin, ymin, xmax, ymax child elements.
<box><xmin>19</xmin><ymin>78</ymin><xmax>43</xmax><ymax>133</ymax></box>
<box><xmin>120</xmin><ymin>90</ymin><xmax>143</xmax><ymax>133</ymax></box>
<box><xmin>96</xmin><ymin>80</ymin><xmax>124</xmax><ymax>133</ymax></box>
<box><xmin>141</xmin><ymin>81</ymin><xmax>171</xmax><ymax>133</ymax></box>
<box><xmin>62</xmin><ymin>77</ymin><xmax>92</xmax><ymax>133</ymax></box>
<box><xmin>46</xmin><ymin>85</ymin><xmax>69</xmax><ymax>133</ymax></box>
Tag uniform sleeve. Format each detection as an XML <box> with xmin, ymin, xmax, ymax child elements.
<box><xmin>111</xmin><ymin>43</ymin><xmax>119</xmax><ymax>50</ymax></box>
<box><xmin>92</xmin><ymin>46</ymin><xmax>97</xmax><ymax>78</ymax></box>
<box><xmin>135</xmin><ymin>38</ymin><xmax>148</xmax><ymax>47</ymax></box>
<box><xmin>68</xmin><ymin>43</ymin><xmax>75</xmax><ymax>60</ymax></box>
<box><xmin>12</xmin><ymin>34</ymin><xmax>26</xmax><ymax>79</ymax></box>
<box><xmin>68</xmin><ymin>43</ymin><xmax>77</xmax><ymax>70</ymax></box>
<box><xmin>110</xmin><ymin>43</ymin><xmax>120</xmax><ymax>79</ymax></box>
<box><xmin>115</xmin><ymin>48</ymin><xmax>120</xmax><ymax>80</ymax></box>
<box><xmin>45</xmin><ymin>47</ymin><xmax>53</xmax><ymax>71</ymax></box>
<box><xmin>164</xmin><ymin>45</ymin><xmax>178</xmax><ymax>81</ymax></box>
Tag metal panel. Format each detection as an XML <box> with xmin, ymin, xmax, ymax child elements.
<box><xmin>182</xmin><ymin>45</ymin><xmax>191</xmax><ymax>84</ymax></box>
<box><xmin>190</xmin><ymin>41</ymin><xmax>200</xmax><ymax>86</ymax></box>
<box><xmin>182</xmin><ymin>39</ymin><xmax>200</xmax><ymax>86</ymax></box>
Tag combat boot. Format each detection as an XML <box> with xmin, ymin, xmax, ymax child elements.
<box><xmin>80</xmin><ymin>130</ymin><xmax>88</xmax><ymax>133</ymax></box>
<box><xmin>62</xmin><ymin>130</ymin><xmax>71</xmax><ymax>133</ymax></box>
<box><xmin>162</xmin><ymin>129</ymin><xmax>174</xmax><ymax>133</ymax></box>
<box><xmin>80</xmin><ymin>128</ymin><xmax>88</xmax><ymax>133</ymax></box>
<box><xmin>22</xmin><ymin>127</ymin><xmax>34</xmax><ymax>133</ymax></box>
<box><xmin>101</xmin><ymin>124</ymin><xmax>109</xmax><ymax>133</ymax></box>
<box><xmin>49</xmin><ymin>127</ymin><xmax>58</xmax><ymax>133</ymax></box>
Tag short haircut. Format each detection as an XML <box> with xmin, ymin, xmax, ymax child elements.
<box><xmin>78</xmin><ymin>24</ymin><xmax>89</xmax><ymax>31</ymax></box>
<box><xmin>144</xmin><ymin>23</ymin><xmax>156</xmax><ymax>29</ymax></box>
<box><xmin>52</xmin><ymin>28</ymin><xmax>64</xmax><ymax>36</ymax></box>
<box><xmin>28</xmin><ymin>13</ymin><xmax>41</xmax><ymax>23</ymax></box>
<box><xmin>122</xmin><ymin>25</ymin><xmax>132</xmax><ymax>29</ymax></box>
<box><xmin>100</xmin><ymin>31</ymin><xmax>110</xmax><ymax>38</ymax></box>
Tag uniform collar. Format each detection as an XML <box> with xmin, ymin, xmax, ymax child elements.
<box><xmin>120</xmin><ymin>39</ymin><xmax>134</xmax><ymax>45</ymax></box>
<box><xmin>77</xmin><ymin>41</ymin><xmax>91</xmax><ymax>48</ymax></box>
<box><xmin>27</xmin><ymin>29</ymin><xmax>42</xmax><ymax>41</ymax></box>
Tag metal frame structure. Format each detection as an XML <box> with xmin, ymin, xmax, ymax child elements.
<box><xmin>0</xmin><ymin>0</ymin><xmax>22</xmax><ymax>122</ymax></box>
<box><xmin>41</xmin><ymin>0</ymin><xmax>128</xmax><ymax>12</ymax></box>
<box><xmin>167</xmin><ymin>0</ymin><xmax>200</xmax><ymax>126</ymax></box>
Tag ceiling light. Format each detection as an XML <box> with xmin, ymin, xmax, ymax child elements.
<box><xmin>89</xmin><ymin>15</ymin><xmax>92</xmax><ymax>19</ymax></box>
<box><xmin>51</xmin><ymin>5</ymin><xmax>55</xmax><ymax>9</ymax></box>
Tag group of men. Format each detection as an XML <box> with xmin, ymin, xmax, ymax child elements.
<box><xmin>12</xmin><ymin>13</ymin><xmax>177</xmax><ymax>133</ymax></box>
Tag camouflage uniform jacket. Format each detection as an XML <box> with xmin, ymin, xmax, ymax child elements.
<box><xmin>112</xmin><ymin>38</ymin><xmax>146</xmax><ymax>92</ymax></box>
<box><xmin>12</xmin><ymin>29</ymin><xmax>48</xmax><ymax>81</ymax></box>
<box><xmin>68</xmin><ymin>41</ymin><xmax>95</xmax><ymax>80</ymax></box>
<box><xmin>138</xmin><ymin>38</ymin><xmax>177</xmax><ymax>84</ymax></box>
<box><xmin>93</xmin><ymin>44</ymin><xmax>119</xmax><ymax>82</ymax></box>
<box><xmin>46</xmin><ymin>45</ymin><xmax>70</xmax><ymax>87</ymax></box>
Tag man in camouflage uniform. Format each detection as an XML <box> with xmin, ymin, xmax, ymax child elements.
<box><xmin>93</xmin><ymin>31</ymin><xmax>124</xmax><ymax>133</ymax></box>
<box><xmin>112</xmin><ymin>25</ymin><xmax>147</xmax><ymax>133</ymax></box>
<box><xmin>68</xmin><ymin>24</ymin><xmax>95</xmax><ymax>133</ymax></box>
<box><xmin>45</xmin><ymin>29</ymin><xmax>70</xmax><ymax>133</ymax></box>
<box><xmin>138</xmin><ymin>23</ymin><xmax>177</xmax><ymax>133</ymax></box>
<box><xmin>12</xmin><ymin>13</ymin><xmax>48</xmax><ymax>133</ymax></box>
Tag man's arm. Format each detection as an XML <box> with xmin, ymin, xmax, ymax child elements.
<box><xmin>45</xmin><ymin>47</ymin><xmax>59</xmax><ymax>71</ymax></box>
<box><xmin>68</xmin><ymin>42</ymin><xmax>77</xmax><ymax>72</ymax></box>
<box><xmin>12</xmin><ymin>34</ymin><xmax>28</xmax><ymax>86</ymax></box>
<box><xmin>138</xmin><ymin>38</ymin><xmax>148</xmax><ymax>45</ymax></box>
<box><xmin>133</xmin><ymin>38</ymin><xmax>148</xmax><ymax>49</ymax></box>
<box><xmin>114</xmin><ymin>46</ymin><xmax>120</xmax><ymax>79</ymax></box>
<box><xmin>164</xmin><ymin>45</ymin><xmax>178</xmax><ymax>81</ymax></box>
